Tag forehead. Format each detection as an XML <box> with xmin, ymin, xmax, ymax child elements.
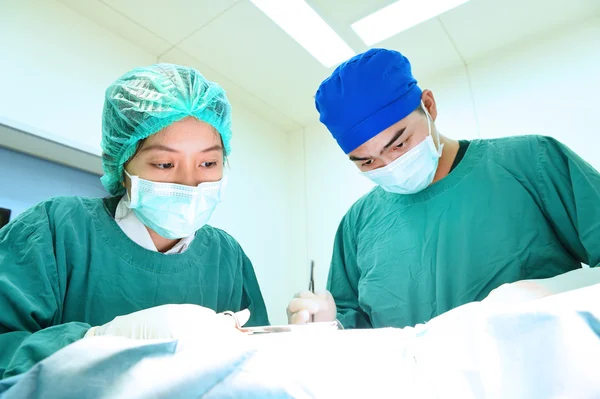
<box><xmin>144</xmin><ymin>117</ymin><xmax>219</xmax><ymax>145</ymax></box>
<box><xmin>349</xmin><ymin>113</ymin><xmax>418</xmax><ymax>157</ymax></box>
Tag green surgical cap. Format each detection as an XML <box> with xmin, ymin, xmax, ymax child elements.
<box><xmin>100</xmin><ymin>63</ymin><xmax>232</xmax><ymax>196</ymax></box>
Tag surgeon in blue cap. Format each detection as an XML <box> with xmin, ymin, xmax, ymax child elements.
<box><xmin>287</xmin><ymin>48</ymin><xmax>600</xmax><ymax>329</ymax></box>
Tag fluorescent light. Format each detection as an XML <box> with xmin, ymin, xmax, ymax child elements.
<box><xmin>249</xmin><ymin>0</ymin><xmax>355</xmax><ymax>68</ymax></box>
<box><xmin>352</xmin><ymin>0</ymin><xmax>471</xmax><ymax>46</ymax></box>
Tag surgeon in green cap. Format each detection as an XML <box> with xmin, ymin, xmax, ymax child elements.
<box><xmin>0</xmin><ymin>64</ymin><xmax>269</xmax><ymax>380</ymax></box>
<box><xmin>287</xmin><ymin>48</ymin><xmax>600</xmax><ymax>329</ymax></box>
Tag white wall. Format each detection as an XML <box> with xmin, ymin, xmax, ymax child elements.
<box><xmin>0</xmin><ymin>0</ymin><xmax>156</xmax><ymax>155</ymax></box>
<box><xmin>302</xmin><ymin>16</ymin><xmax>600</xmax><ymax>288</ymax></box>
<box><xmin>208</xmin><ymin>106</ymin><xmax>306</xmax><ymax>323</ymax></box>
<box><xmin>422</xmin><ymin>15</ymin><xmax>600</xmax><ymax>162</ymax></box>
<box><xmin>0</xmin><ymin>0</ymin><xmax>301</xmax><ymax>324</ymax></box>
<box><xmin>302</xmin><ymin>122</ymin><xmax>375</xmax><ymax>290</ymax></box>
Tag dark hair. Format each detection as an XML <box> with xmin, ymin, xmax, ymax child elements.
<box><xmin>127</xmin><ymin>138</ymin><xmax>147</xmax><ymax>164</ymax></box>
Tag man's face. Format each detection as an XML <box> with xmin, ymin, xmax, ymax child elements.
<box><xmin>348</xmin><ymin>108</ymin><xmax>431</xmax><ymax>172</ymax></box>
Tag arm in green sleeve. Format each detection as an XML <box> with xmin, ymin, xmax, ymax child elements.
<box><xmin>527</xmin><ymin>137</ymin><xmax>600</xmax><ymax>293</ymax></box>
<box><xmin>536</xmin><ymin>137</ymin><xmax>600</xmax><ymax>266</ymax></box>
<box><xmin>326</xmin><ymin>216</ymin><xmax>372</xmax><ymax>329</ymax></box>
<box><xmin>0</xmin><ymin>204</ymin><xmax>91</xmax><ymax>380</ymax></box>
<box><xmin>524</xmin><ymin>267</ymin><xmax>600</xmax><ymax>296</ymax></box>
<box><xmin>239</xmin><ymin>251</ymin><xmax>270</xmax><ymax>327</ymax></box>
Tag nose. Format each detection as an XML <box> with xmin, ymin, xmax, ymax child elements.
<box><xmin>379</xmin><ymin>153</ymin><xmax>401</xmax><ymax>168</ymax></box>
<box><xmin>176</xmin><ymin>163</ymin><xmax>199</xmax><ymax>187</ymax></box>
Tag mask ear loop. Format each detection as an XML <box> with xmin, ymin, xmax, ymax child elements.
<box><xmin>421</xmin><ymin>101</ymin><xmax>443</xmax><ymax>156</ymax></box>
<box><xmin>123</xmin><ymin>170</ymin><xmax>139</xmax><ymax>206</ymax></box>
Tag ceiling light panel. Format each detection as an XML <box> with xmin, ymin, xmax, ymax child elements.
<box><xmin>352</xmin><ymin>0</ymin><xmax>471</xmax><ymax>45</ymax></box>
<box><xmin>249</xmin><ymin>0</ymin><xmax>355</xmax><ymax>68</ymax></box>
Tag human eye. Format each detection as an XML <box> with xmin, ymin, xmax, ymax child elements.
<box><xmin>153</xmin><ymin>162</ymin><xmax>174</xmax><ymax>170</ymax></box>
<box><xmin>200</xmin><ymin>161</ymin><xmax>218</xmax><ymax>168</ymax></box>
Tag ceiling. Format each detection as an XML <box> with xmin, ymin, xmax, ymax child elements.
<box><xmin>58</xmin><ymin>0</ymin><xmax>600</xmax><ymax>132</ymax></box>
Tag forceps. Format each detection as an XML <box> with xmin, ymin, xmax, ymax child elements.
<box><xmin>309</xmin><ymin>260</ymin><xmax>315</xmax><ymax>322</ymax></box>
<box><xmin>222</xmin><ymin>310</ymin><xmax>337</xmax><ymax>335</ymax></box>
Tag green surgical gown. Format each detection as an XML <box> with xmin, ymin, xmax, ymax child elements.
<box><xmin>328</xmin><ymin>136</ymin><xmax>600</xmax><ymax>329</ymax></box>
<box><xmin>0</xmin><ymin>196</ymin><xmax>269</xmax><ymax>379</ymax></box>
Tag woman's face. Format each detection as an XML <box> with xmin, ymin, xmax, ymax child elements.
<box><xmin>125</xmin><ymin>117</ymin><xmax>224</xmax><ymax>188</ymax></box>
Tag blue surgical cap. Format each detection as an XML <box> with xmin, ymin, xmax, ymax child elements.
<box><xmin>100</xmin><ymin>63</ymin><xmax>232</xmax><ymax>196</ymax></box>
<box><xmin>315</xmin><ymin>48</ymin><xmax>422</xmax><ymax>154</ymax></box>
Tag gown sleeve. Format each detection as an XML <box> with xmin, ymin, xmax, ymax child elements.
<box><xmin>534</xmin><ymin>136</ymin><xmax>600</xmax><ymax>268</ymax></box>
<box><xmin>327</xmin><ymin>215</ymin><xmax>372</xmax><ymax>329</ymax></box>
<box><xmin>0</xmin><ymin>203</ymin><xmax>90</xmax><ymax>380</ymax></box>
<box><xmin>237</xmin><ymin>248</ymin><xmax>270</xmax><ymax>327</ymax></box>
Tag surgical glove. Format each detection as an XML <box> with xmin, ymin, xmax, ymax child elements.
<box><xmin>84</xmin><ymin>304</ymin><xmax>250</xmax><ymax>340</ymax></box>
<box><xmin>524</xmin><ymin>267</ymin><xmax>600</xmax><ymax>295</ymax></box>
<box><xmin>482</xmin><ymin>281</ymin><xmax>554</xmax><ymax>305</ymax></box>
<box><xmin>287</xmin><ymin>290</ymin><xmax>336</xmax><ymax>324</ymax></box>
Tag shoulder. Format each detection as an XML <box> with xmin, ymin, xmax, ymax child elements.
<box><xmin>479</xmin><ymin>135</ymin><xmax>561</xmax><ymax>158</ymax></box>
<box><xmin>0</xmin><ymin>197</ymin><xmax>104</xmax><ymax>256</ymax></box>
<box><xmin>198</xmin><ymin>225</ymin><xmax>245</xmax><ymax>254</ymax></box>
<box><xmin>474</xmin><ymin>135</ymin><xmax>569</xmax><ymax>175</ymax></box>
<box><xmin>8</xmin><ymin>196</ymin><xmax>102</xmax><ymax>231</ymax></box>
<box><xmin>339</xmin><ymin>187</ymin><xmax>382</xmax><ymax>231</ymax></box>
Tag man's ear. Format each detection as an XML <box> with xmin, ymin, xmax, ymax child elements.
<box><xmin>421</xmin><ymin>90</ymin><xmax>438</xmax><ymax>121</ymax></box>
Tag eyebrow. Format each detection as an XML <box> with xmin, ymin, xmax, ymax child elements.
<box><xmin>140</xmin><ymin>144</ymin><xmax>223</xmax><ymax>154</ymax></box>
<box><xmin>199</xmin><ymin>144</ymin><xmax>223</xmax><ymax>153</ymax></box>
<box><xmin>349</xmin><ymin>127</ymin><xmax>406</xmax><ymax>161</ymax></box>
<box><xmin>140</xmin><ymin>144</ymin><xmax>179</xmax><ymax>153</ymax></box>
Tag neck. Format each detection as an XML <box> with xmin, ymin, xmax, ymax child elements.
<box><xmin>432</xmin><ymin>135</ymin><xmax>460</xmax><ymax>184</ymax></box>
<box><xmin>147</xmin><ymin>227</ymin><xmax>181</xmax><ymax>253</ymax></box>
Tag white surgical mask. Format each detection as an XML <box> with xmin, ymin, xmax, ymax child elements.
<box><xmin>124</xmin><ymin>171</ymin><xmax>226</xmax><ymax>239</ymax></box>
<box><xmin>363</xmin><ymin>103</ymin><xmax>443</xmax><ymax>195</ymax></box>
